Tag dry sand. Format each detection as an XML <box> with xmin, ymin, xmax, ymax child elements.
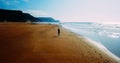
<box><xmin>0</xmin><ymin>23</ymin><xmax>120</xmax><ymax>63</ymax></box>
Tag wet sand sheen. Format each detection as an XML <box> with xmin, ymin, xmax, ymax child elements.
<box><xmin>0</xmin><ymin>23</ymin><xmax>120</xmax><ymax>63</ymax></box>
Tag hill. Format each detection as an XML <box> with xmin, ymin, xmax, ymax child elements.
<box><xmin>36</xmin><ymin>17</ymin><xmax>60</xmax><ymax>22</ymax></box>
<box><xmin>0</xmin><ymin>9</ymin><xmax>60</xmax><ymax>23</ymax></box>
<box><xmin>0</xmin><ymin>9</ymin><xmax>37</xmax><ymax>22</ymax></box>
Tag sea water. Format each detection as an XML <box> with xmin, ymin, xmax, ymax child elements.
<box><xmin>62</xmin><ymin>22</ymin><xmax>120</xmax><ymax>58</ymax></box>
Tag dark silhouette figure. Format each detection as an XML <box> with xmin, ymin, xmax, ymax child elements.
<box><xmin>58</xmin><ymin>28</ymin><xmax>60</xmax><ymax>36</ymax></box>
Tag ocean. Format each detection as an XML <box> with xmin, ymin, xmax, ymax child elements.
<box><xmin>62</xmin><ymin>22</ymin><xmax>120</xmax><ymax>58</ymax></box>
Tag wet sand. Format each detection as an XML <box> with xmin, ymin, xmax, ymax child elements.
<box><xmin>0</xmin><ymin>23</ymin><xmax>120</xmax><ymax>63</ymax></box>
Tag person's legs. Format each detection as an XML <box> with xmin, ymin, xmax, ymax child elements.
<box><xmin>58</xmin><ymin>29</ymin><xmax>60</xmax><ymax>36</ymax></box>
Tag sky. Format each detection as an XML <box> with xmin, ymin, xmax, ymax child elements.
<box><xmin>0</xmin><ymin>0</ymin><xmax>120</xmax><ymax>24</ymax></box>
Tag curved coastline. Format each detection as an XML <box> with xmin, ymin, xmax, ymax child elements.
<box><xmin>62</xmin><ymin>25</ymin><xmax>120</xmax><ymax>62</ymax></box>
<box><xmin>0</xmin><ymin>23</ymin><xmax>120</xmax><ymax>63</ymax></box>
<box><xmin>81</xmin><ymin>37</ymin><xmax>120</xmax><ymax>62</ymax></box>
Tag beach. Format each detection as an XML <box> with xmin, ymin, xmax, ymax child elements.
<box><xmin>0</xmin><ymin>23</ymin><xmax>120</xmax><ymax>63</ymax></box>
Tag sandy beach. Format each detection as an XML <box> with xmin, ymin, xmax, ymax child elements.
<box><xmin>0</xmin><ymin>23</ymin><xmax>120</xmax><ymax>63</ymax></box>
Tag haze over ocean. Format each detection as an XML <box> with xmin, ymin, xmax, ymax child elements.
<box><xmin>0</xmin><ymin>0</ymin><xmax>120</xmax><ymax>24</ymax></box>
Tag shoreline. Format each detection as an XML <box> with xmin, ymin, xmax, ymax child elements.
<box><xmin>0</xmin><ymin>23</ymin><xmax>120</xmax><ymax>63</ymax></box>
<box><xmin>62</xmin><ymin>24</ymin><xmax>120</xmax><ymax>61</ymax></box>
<box><xmin>80</xmin><ymin>37</ymin><xmax>120</xmax><ymax>62</ymax></box>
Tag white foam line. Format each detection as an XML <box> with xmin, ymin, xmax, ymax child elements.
<box><xmin>62</xmin><ymin>25</ymin><xmax>120</xmax><ymax>62</ymax></box>
<box><xmin>79</xmin><ymin>36</ymin><xmax>120</xmax><ymax>62</ymax></box>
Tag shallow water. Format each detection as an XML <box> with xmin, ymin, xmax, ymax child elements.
<box><xmin>62</xmin><ymin>22</ymin><xmax>120</xmax><ymax>58</ymax></box>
